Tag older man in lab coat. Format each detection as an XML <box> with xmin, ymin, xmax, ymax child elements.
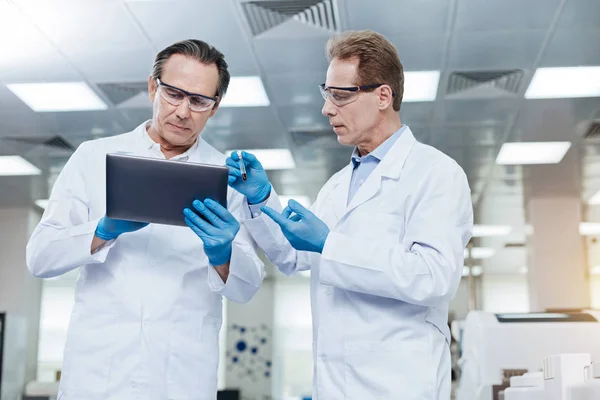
<box><xmin>26</xmin><ymin>39</ymin><xmax>267</xmax><ymax>400</ymax></box>
<box><xmin>227</xmin><ymin>30</ymin><xmax>473</xmax><ymax>399</ymax></box>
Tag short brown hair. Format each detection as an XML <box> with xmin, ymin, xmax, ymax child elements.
<box><xmin>151</xmin><ymin>39</ymin><xmax>230</xmax><ymax>100</ymax></box>
<box><xmin>326</xmin><ymin>30</ymin><xmax>404</xmax><ymax>111</ymax></box>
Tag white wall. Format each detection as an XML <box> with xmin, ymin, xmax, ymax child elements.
<box><xmin>224</xmin><ymin>279</ymin><xmax>275</xmax><ymax>400</ymax></box>
<box><xmin>482</xmin><ymin>274</ymin><xmax>530</xmax><ymax>313</ymax></box>
<box><xmin>272</xmin><ymin>278</ymin><xmax>312</xmax><ymax>399</ymax></box>
<box><xmin>0</xmin><ymin>207</ymin><xmax>43</xmax><ymax>383</ymax></box>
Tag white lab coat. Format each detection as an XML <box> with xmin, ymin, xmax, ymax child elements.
<box><xmin>244</xmin><ymin>127</ymin><xmax>473</xmax><ymax>400</ymax></box>
<box><xmin>26</xmin><ymin>122</ymin><xmax>265</xmax><ymax>400</ymax></box>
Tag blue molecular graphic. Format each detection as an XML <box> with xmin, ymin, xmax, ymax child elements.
<box><xmin>227</xmin><ymin>323</ymin><xmax>272</xmax><ymax>383</ymax></box>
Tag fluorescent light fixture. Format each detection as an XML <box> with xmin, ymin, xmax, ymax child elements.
<box><xmin>0</xmin><ymin>156</ymin><xmax>41</xmax><ymax>176</ymax></box>
<box><xmin>403</xmin><ymin>71</ymin><xmax>440</xmax><ymax>102</ymax></box>
<box><xmin>279</xmin><ymin>195</ymin><xmax>311</xmax><ymax>208</ymax></box>
<box><xmin>472</xmin><ymin>224</ymin><xmax>512</xmax><ymax>237</ymax></box>
<box><xmin>7</xmin><ymin>82</ymin><xmax>108</xmax><ymax>112</ymax></box>
<box><xmin>35</xmin><ymin>199</ymin><xmax>49</xmax><ymax>209</ymax></box>
<box><xmin>588</xmin><ymin>190</ymin><xmax>600</xmax><ymax>205</ymax></box>
<box><xmin>464</xmin><ymin>247</ymin><xmax>496</xmax><ymax>259</ymax></box>
<box><xmin>496</xmin><ymin>142</ymin><xmax>571</xmax><ymax>165</ymax></box>
<box><xmin>580</xmin><ymin>222</ymin><xmax>600</xmax><ymax>236</ymax></box>
<box><xmin>519</xmin><ymin>266</ymin><xmax>529</xmax><ymax>275</ymax></box>
<box><xmin>226</xmin><ymin>148</ymin><xmax>296</xmax><ymax>170</ymax></box>
<box><xmin>525</xmin><ymin>66</ymin><xmax>600</xmax><ymax>99</ymax></box>
<box><xmin>220</xmin><ymin>76</ymin><xmax>270</xmax><ymax>107</ymax></box>
<box><xmin>462</xmin><ymin>266</ymin><xmax>482</xmax><ymax>277</ymax></box>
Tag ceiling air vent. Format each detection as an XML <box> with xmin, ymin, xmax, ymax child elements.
<box><xmin>242</xmin><ymin>0</ymin><xmax>338</xmax><ymax>37</ymax></box>
<box><xmin>96</xmin><ymin>82</ymin><xmax>148</xmax><ymax>106</ymax></box>
<box><xmin>2</xmin><ymin>135</ymin><xmax>74</xmax><ymax>151</ymax></box>
<box><xmin>583</xmin><ymin>121</ymin><xmax>600</xmax><ymax>140</ymax></box>
<box><xmin>446</xmin><ymin>70</ymin><xmax>523</xmax><ymax>98</ymax></box>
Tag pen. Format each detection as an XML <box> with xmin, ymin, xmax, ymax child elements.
<box><xmin>238</xmin><ymin>150</ymin><xmax>247</xmax><ymax>181</ymax></box>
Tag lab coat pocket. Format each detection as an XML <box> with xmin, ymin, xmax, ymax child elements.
<box><xmin>344</xmin><ymin>339</ymin><xmax>431</xmax><ymax>400</ymax></box>
<box><xmin>167</xmin><ymin>313</ymin><xmax>220</xmax><ymax>397</ymax></box>
<box><xmin>61</xmin><ymin>329</ymin><xmax>116</xmax><ymax>395</ymax></box>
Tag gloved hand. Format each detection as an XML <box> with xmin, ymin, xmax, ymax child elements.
<box><xmin>261</xmin><ymin>200</ymin><xmax>330</xmax><ymax>253</ymax></box>
<box><xmin>95</xmin><ymin>216</ymin><xmax>148</xmax><ymax>241</ymax></box>
<box><xmin>225</xmin><ymin>151</ymin><xmax>272</xmax><ymax>204</ymax></box>
<box><xmin>183</xmin><ymin>199</ymin><xmax>240</xmax><ymax>266</ymax></box>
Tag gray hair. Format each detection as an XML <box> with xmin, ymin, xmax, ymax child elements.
<box><xmin>151</xmin><ymin>39</ymin><xmax>230</xmax><ymax>100</ymax></box>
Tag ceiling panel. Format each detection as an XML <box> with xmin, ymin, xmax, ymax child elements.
<box><xmin>448</xmin><ymin>30</ymin><xmax>546</xmax><ymax>70</ymax></box>
<box><xmin>390</xmin><ymin>34</ymin><xmax>446</xmax><ymax>71</ymax></box>
<box><xmin>441</xmin><ymin>99</ymin><xmax>518</xmax><ymax>124</ymax></box>
<box><xmin>264</xmin><ymin>72</ymin><xmax>324</xmax><ymax>107</ymax></box>
<box><xmin>71</xmin><ymin>47</ymin><xmax>156</xmax><ymax>82</ymax></box>
<box><xmin>254</xmin><ymin>35</ymin><xmax>330</xmax><ymax>74</ymax></box>
<box><xmin>345</xmin><ymin>0</ymin><xmax>450</xmax><ymax>35</ymax></box>
<box><xmin>15</xmin><ymin>0</ymin><xmax>150</xmax><ymax>54</ymax></box>
<box><xmin>128</xmin><ymin>0</ymin><xmax>260</xmax><ymax>75</ymax></box>
<box><xmin>455</xmin><ymin>0</ymin><xmax>560</xmax><ymax>31</ymax></box>
<box><xmin>540</xmin><ymin>29</ymin><xmax>600</xmax><ymax>67</ymax></box>
<box><xmin>557</xmin><ymin>0</ymin><xmax>600</xmax><ymax>29</ymax></box>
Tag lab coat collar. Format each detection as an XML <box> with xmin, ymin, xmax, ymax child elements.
<box><xmin>329</xmin><ymin>126</ymin><xmax>417</xmax><ymax>220</ymax></box>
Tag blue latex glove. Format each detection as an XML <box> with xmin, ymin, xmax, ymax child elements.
<box><xmin>225</xmin><ymin>151</ymin><xmax>272</xmax><ymax>204</ymax></box>
<box><xmin>261</xmin><ymin>200</ymin><xmax>330</xmax><ymax>253</ymax></box>
<box><xmin>183</xmin><ymin>199</ymin><xmax>240</xmax><ymax>266</ymax></box>
<box><xmin>95</xmin><ymin>216</ymin><xmax>148</xmax><ymax>241</ymax></box>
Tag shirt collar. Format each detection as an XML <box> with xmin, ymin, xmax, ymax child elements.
<box><xmin>351</xmin><ymin>125</ymin><xmax>407</xmax><ymax>167</ymax></box>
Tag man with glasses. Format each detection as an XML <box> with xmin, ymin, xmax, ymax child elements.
<box><xmin>226</xmin><ymin>30</ymin><xmax>473</xmax><ymax>399</ymax></box>
<box><xmin>27</xmin><ymin>39</ymin><xmax>266</xmax><ymax>400</ymax></box>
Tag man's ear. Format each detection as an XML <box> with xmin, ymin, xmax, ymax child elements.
<box><xmin>378</xmin><ymin>85</ymin><xmax>394</xmax><ymax>111</ymax></box>
<box><xmin>148</xmin><ymin>76</ymin><xmax>157</xmax><ymax>102</ymax></box>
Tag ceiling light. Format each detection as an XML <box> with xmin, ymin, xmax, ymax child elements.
<box><xmin>464</xmin><ymin>247</ymin><xmax>496</xmax><ymax>259</ymax></box>
<box><xmin>0</xmin><ymin>156</ymin><xmax>41</xmax><ymax>176</ymax></box>
<box><xmin>496</xmin><ymin>142</ymin><xmax>571</xmax><ymax>165</ymax></box>
<box><xmin>580</xmin><ymin>222</ymin><xmax>600</xmax><ymax>236</ymax></box>
<box><xmin>525</xmin><ymin>66</ymin><xmax>600</xmax><ymax>99</ymax></box>
<box><xmin>588</xmin><ymin>190</ymin><xmax>600</xmax><ymax>205</ymax></box>
<box><xmin>472</xmin><ymin>224</ymin><xmax>512</xmax><ymax>237</ymax></box>
<box><xmin>225</xmin><ymin>148</ymin><xmax>295</xmax><ymax>170</ymax></box>
<box><xmin>220</xmin><ymin>76</ymin><xmax>270</xmax><ymax>107</ymax></box>
<box><xmin>35</xmin><ymin>199</ymin><xmax>48</xmax><ymax>209</ymax></box>
<box><xmin>7</xmin><ymin>82</ymin><xmax>108</xmax><ymax>112</ymax></box>
<box><xmin>403</xmin><ymin>71</ymin><xmax>440</xmax><ymax>102</ymax></box>
<box><xmin>471</xmin><ymin>266</ymin><xmax>483</xmax><ymax>276</ymax></box>
<box><xmin>519</xmin><ymin>266</ymin><xmax>528</xmax><ymax>275</ymax></box>
<box><xmin>278</xmin><ymin>195</ymin><xmax>311</xmax><ymax>208</ymax></box>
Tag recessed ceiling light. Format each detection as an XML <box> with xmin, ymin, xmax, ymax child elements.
<box><xmin>403</xmin><ymin>71</ymin><xmax>440</xmax><ymax>102</ymax></box>
<box><xmin>7</xmin><ymin>82</ymin><xmax>108</xmax><ymax>112</ymax></box>
<box><xmin>525</xmin><ymin>66</ymin><xmax>600</xmax><ymax>99</ymax></box>
<box><xmin>225</xmin><ymin>148</ymin><xmax>295</xmax><ymax>170</ymax></box>
<box><xmin>496</xmin><ymin>142</ymin><xmax>571</xmax><ymax>165</ymax></box>
<box><xmin>0</xmin><ymin>156</ymin><xmax>41</xmax><ymax>176</ymax></box>
<box><xmin>220</xmin><ymin>76</ymin><xmax>270</xmax><ymax>107</ymax></box>
<box><xmin>472</xmin><ymin>224</ymin><xmax>512</xmax><ymax>237</ymax></box>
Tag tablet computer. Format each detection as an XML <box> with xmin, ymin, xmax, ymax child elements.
<box><xmin>106</xmin><ymin>153</ymin><xmax>228</xmax><ymax>226</ymax></box>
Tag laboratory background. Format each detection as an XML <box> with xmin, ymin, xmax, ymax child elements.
<box><xmin>1</xmin><ymin>0</ymin><xmax>600</xmax><ymax>399</ymax></box>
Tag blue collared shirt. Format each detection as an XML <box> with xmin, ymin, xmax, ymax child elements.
<box><xmin>348</xmin><ymin>125</ymin><xmax>407</xmax><ymax>204</ymax></box>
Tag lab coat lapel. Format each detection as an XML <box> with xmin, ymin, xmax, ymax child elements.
<box><xmin>328</xmin><ymin>164</ymin><xmax>353</xmax><ymax>222</ymax></box>
<box><xmin>342</xmin><ymin>128</ymin><xmax>417</xmax><ymax>217</ymax></box>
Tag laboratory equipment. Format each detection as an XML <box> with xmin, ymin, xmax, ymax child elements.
<box><xmin>456</xmin><ymin>310</ymin><xmax>600</xmax><ymax>400</ymax></box>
